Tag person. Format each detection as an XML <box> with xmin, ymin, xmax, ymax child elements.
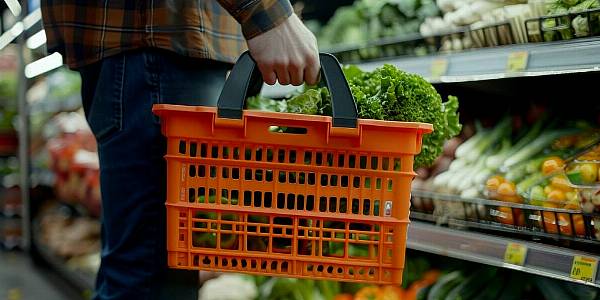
<box><xmin>40</xmin><ymin>1</ymin><xmax>320</xmax><ymax>299</ymax></box>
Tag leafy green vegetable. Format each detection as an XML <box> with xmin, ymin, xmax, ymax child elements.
<box><xmin>315</xmin><ymin>0</ymin><xmax>439</xmax><ymax>48</ymax></box>
<box><xmin>344</xmin><ymin>64</ymin><xmax>461</xmax><ymax>168</ymax></box>
<box><xmin>247</xmin><ymin>64</ymin><xmax>461</xmax><ymax>169</ymax></box>
<box><xmin>247</xmin><ymin>96</ymin><xmax>286</xmax><ymax>113</ymax></box>
<box><xmin>286</xmin><ymin>88</ymin><xmax>332</xmax><ymax>116</ymax></box>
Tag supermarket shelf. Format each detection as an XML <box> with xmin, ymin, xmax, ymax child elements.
<box><xmin>33</xmin><ymin>239</ymin><xmax>96</xmax><ymax>292</ymax></box>
<box><xmin>262</xmin><ymin>37</ymin><xmax>600</xmax><ymax>98</ymax></box>
<box><xmin>407</xmin><ymin>221</ymin><xmax>600</xmax><ymax>287</ymax></box>
<box><xmin>356</xmin><ymin>37</ymin><xmax>600</xmax><ymax>83</ymax></box>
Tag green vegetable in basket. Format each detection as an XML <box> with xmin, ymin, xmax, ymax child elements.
<box><xmin>192</xmin><ymin>195</ymin><xmax>239</xmax><ymax>249</ymax></box>
<box><xmin>249</xmin><ymin>64</ymin><xmax>462</xmax><ymax>169</ymax></box>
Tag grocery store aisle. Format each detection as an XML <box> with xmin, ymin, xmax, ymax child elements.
<box><xmin>0</xmin><ymin>251</ymin><xmax>81</xmax><ymax>300</ymax></box>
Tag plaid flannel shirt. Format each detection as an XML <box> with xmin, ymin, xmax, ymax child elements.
<box><xmin>41</xmin><ymin>0</ymin><xmax>293</xmax><ymax>69</ymax></box>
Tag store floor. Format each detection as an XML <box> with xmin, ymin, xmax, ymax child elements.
<box><xmin>0</xmin><ymin>251</ymin><xmax>82</xmax><ymax>300</ymax></box>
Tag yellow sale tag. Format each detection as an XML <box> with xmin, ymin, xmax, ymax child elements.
<box><xmin>570</xmin><ymin>256</ymin><xmax>598</xmax><ymax>282</ymax></box>
<box><xmin>504</xmin><ymin>242</ymin><xmax>528</xmax><ymax>266</ymax></box>
<box><xmin>430</xmin><ymin>59</ymin><xmax>448</xmax><ymax>79</ymax></box>
<box><xmin>506</xmin><ymin>51</ymin><xmax>529</xmax><ymax>72</ymax></box>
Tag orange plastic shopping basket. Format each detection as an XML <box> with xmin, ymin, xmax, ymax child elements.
<box><xmin>153</xmin><ymin>52</ymin><xmax>432</xmax><ymax>285</ymax></box>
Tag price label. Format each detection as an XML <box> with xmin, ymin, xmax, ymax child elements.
<box><xmin>570</xmin><ymin>256</ymin><xmax>598</xmax><ymax>283</ymax></box>
<box><xmin>506</xmin><ymin>51</ymin><xmax>529</xmax><ymax>72</ymax></box>
<box><xmin>430</xmin><ymin>59</ymin><xmax>448</xmax><ymax>79</ymax></box>
<box><xmin>504</xmin><ymin>242</ymin><xmax>528</xmax><ymax>266</ymax></box>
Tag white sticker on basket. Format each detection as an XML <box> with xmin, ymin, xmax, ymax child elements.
<box><xmin>181</xmin><ymin>164</ymin><xmax>187</xmax><ymax>181</ymax></box>
<box><xmin>384</xmin><ymin>201</ymin><xmax>393</xmax><ymax>217</ymax></box>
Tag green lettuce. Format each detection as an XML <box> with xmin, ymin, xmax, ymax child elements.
<box><xmin>247</xmin><ymin>64</ymin><xmax>461</xmax><ymax>169</ymax></box>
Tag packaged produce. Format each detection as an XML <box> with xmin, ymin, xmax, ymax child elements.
<box><xmin>565</xmin><ymin>143</ymin><xmax>600</xmax><ymax>186</ymax></box>
<box><xmin>538</xmin><ymin>0</ymin><xmax>600</xmax><ymax>41</ymax></box>
<box><xmin>521</xmin><ymin>171</ymin><xmax>585</xmax><ymax>237</ymax></box>
<box><xmin>483</xmin><ymin>129</ymin><xmax>600</xmax><ymax>229</ymax></box>
<box><xmin>564</xmin><ymin>143</ymin><xmax>600</xmax><ymax>239</ymax></box>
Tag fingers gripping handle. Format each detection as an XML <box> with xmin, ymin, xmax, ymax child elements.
<box><xmin>217</xmin><ymin>51</ymin><xmax>358</xmax><ymax>128</ymax></box>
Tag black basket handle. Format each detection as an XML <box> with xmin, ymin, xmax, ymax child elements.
<box><xmin>217</xmin><ymin>51</ymin><xmax>358</xmax><ymax>128</ymax></box>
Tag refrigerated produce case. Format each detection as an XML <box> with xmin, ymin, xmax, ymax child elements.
<box><xmin>5</xmin><ymin>0</ymin><xmax>600</xmax><ymax>298</ymax></box>
<box><xmin>259</xmin><ymin>2</ymin><xmax>600</xmax><ymax>290</ymax></box>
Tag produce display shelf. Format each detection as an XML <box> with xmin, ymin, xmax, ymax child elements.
<box><xmin>407</xmin><ymin>221</ymin><xmax>600</xmax><ymax>288</ymax></box>
<box><xmin>411</xmin><ymin>190</ymin><xmax>600</xmax><ymax>245</ymax></box>
<box><xmin>262</xmin><ymin>37</ymin><xmax>600</xmax><ymax>99</ymax></box>
<box><xmin>355</xmin><ymin>37</ymin><xmax>600</xmax><ymax>83</ymax></box>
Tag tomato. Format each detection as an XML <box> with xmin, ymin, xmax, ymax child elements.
<box><xmin>542</xmin><ymin>157</ymin><xmax>565</xmax><ymax>175</ymax></box>
<box><xmin>497</xmin><ymin>182</ymin><xmax>517</xmax><ymax>196</ymax></box>
<box><xmin>496</xmin><ymin>182</ymin><xmax>523</xmax><ymax>203</ymax></box>
<box><xmin>486</xmin><ymin>176</ymin><xmax>505</xmax><ymax>192</ymax></box>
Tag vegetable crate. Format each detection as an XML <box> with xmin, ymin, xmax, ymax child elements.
<box><xmin>154</xmin><ymin>52</ymin><xmax>432</xmax><ymax>284</ymax></box>
<box><xmin>525</xmin><ymin>7</ymin><xmax>600</xmax><ymax>43</ymax></box>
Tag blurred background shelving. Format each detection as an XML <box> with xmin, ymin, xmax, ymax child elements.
<box><xmin>1</xmin><ymin>0</ymin><xmax>600</xmax><ymax>299</ymax></box>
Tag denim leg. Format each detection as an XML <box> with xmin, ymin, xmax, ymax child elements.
<box><xmin>79</xmin><ymin>49</ymin><xmax>229</xmax><ymax>300</ymax></box>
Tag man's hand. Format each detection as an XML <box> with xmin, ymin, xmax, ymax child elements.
<box><xmin>247</xmin><ymin>14</ymin><xmax>319</xmax><ymax>86</ymax></box>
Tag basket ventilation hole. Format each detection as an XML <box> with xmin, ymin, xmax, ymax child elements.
<box><xmin>189</xmin><ymin>142</ymin><xmax>197</xmax><ymax>157</ymax></box>
<box><xmin>202</xmin><ymin>257</ymin><xmax>211</xmax><ymax>266</ymax></box>
<box><xmin>200</xmin><ymin>143</ymin><xmax>207</xmax><ymax>157</ymax></box>
<box><xmin>178</xmin><ymin>141</ymin><xmax>186</xmax><ymax>154</ymax></box>
<box><xmin>188</xmin><ymin>189</ymin><xmax>195</xmax><ymax>203</ymax></box>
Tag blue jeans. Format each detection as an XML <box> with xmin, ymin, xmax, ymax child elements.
<box><xmin>79</xmin><ymin>49</ymin><xmax>230</xmax><ymax>300</ymax></box>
